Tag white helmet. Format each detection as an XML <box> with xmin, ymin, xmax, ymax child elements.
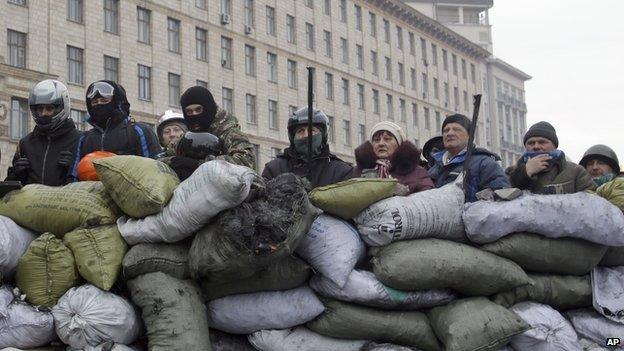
<box><xmin>28</xmin><ymin>79</ymin><xmax>71</xmax><ymax>131</ymax></box>
<box><xmin>156</xmin><ymin>109</ymin><xmax>186</xmax><ymax>144</ymax></box>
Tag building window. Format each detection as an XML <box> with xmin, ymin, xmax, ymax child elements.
<box><xmin>358</xmin><ymin>123</ymin><xmax>366</xmax><ymax>144</ymax></box>
<box><xmin>422</xmin><ymin>73</ymin><xmax>428</xmax><ymax>98</ymax></box>
<box><xmin>286</xmin><ymin>15</ymin><xmax>296</xmax><ymax>43</ymax></box>
<box><xmin>71</xmin><ymin>109</ymin><xmax>87</xmax><ymax>131</ymax></box>
<box><xmin>400</xmin><ymin>98</ymin><xmax>406</xmax><ymax>122</ymax></box>
<box><xmin>369</xmin><ymin>12</ymin><xmax>376</xmax><ymax>37</ymax></box>
<box><xmin>384</xmin><ymin>56</ymin><xmax>391</xmax><ymax>81</ymax></box>
<box><xmin>196</xmin><ymin>80</ymin><xmax>208</xmax><ymax>88</ymax></box>
<box><xmin>328</xmin><ymin>116</ymin><xmax>335</xmax><ymax>142</ymax></box>
<box><xmin>442</xmin><ymin>49</ymin><xmax>448</xmax><ymax>71</ymax></box>
<box><xmin>409</xmin><ymin>32</ymin><xmax>415</xmax><ymax>55</ymax></box>
<box><xmin>7</xmin><ymin>30</ymin><xmax>26</xmax><ymax>68</ymax></box>
<box><xmin>342</xmin><ymin>120</ymin><xmax>351</xmax><ymax>146</ymax></box>
<box><xmin>8</xmin><ymin>0</ymin><xmax>26</xmax><ymax>5</ymax></box>
<box><xmin>340</xmin><ymin>38</ymin><xmax>349</xmax><ymax>64</ymax></box>
<box><xmin>452</xmin><ymin>54</ymin><xmax>458</xmax><ymax>75</ymax></box>
<box><xmin>196</xmin><ymin>27</ymin><xmax>207</xmax><ymax>61</ymax></box>
<box><xmin>168</xmin><ymin>73</ymin><xmax>181</xmax><ymax>107</ymax></box>
<box><xmin>266</xmin><ymin>6</ymin><xmax>276</xmax><ymax>36</ymax></box>
<box><xmin>342</xmin><ymin>78</ymin><xmax>349</xmax><ymax>105</ymax></box>
<box><xmin>196</xmin><ymin>0</ymin><xmax>206</xmax><ymax>9</ymax></box>
<box><xmin>267</xmin><ymin>52</ymin><xmax>277</xmax><ymax>83</ymax></box>
<box><xmin>431</xmin><ymin>44</ymin><xmax>438</xmax><ymax>66</ymax></box>
<box><xmin>383</xmin><ymin>19</ymin><xmax>390</xmax><ymax>44</ymax></box>
<box><xmin>339</xmin><ymin>0</ymin><xmax>347</xmax><ymax>22</ymax></box>
<box><xmin>305</xmin><ymin>0</ymin><xmax>313</xmax><ymax>8</ymax></box>
<box><xmin>103</xmin><ymin>0</ymin><xmax>119</xmax><ymax>34</ymax></box>
<box><xmin>221</xmin><ymin>0</ymin><xmax>232</xmax><ymax>15</ymax></box>
<box><xmin>398</xmin><ymin>62</ymin><xmax>405</xmax><ymax>86</ymax></box>
<box><xmin>245</xmin><ymin>94</ymin><xmax>257</xmax><ymax>124</ymax></box>
<box><xmin>325</xmin><ymin>73</ymin><xmax>334</xmax><ymax>100</ymax></box>
<box><xmin>462</xmin><ymin>58</ymin><xmax>467</xmax><ymax>79</ymax></box>
<box><xmin>167</xmin><ymin>18</ymin><xmax>180</xmax><ymax>53</ymax></box>
<box><xmin>67</xmin><ymin>0</ymin><xmax>83</xmax><ymax>23</ymax></box>
<box><xmin>355</xmin><ymin>44</ymin><xmax>363</xmax><ymax>69</ymax></box>
<box><xmin>245</xmin><ymin>45</ymin><xmax>256</xmax><ymax>76</ymax></box>
<box><xmin>268</xmin><ymin>99</ymin><xmax>278</xmax><ymax>130</ymax></box>
<box><xmin>420</xmin><ymin>38</ymin><xmax>427</xmax><ymax>62</ymax></box>
<box><xmin>244</xmin><ymin>0</ymin><xmax>254</xmax><ymax>27</ymax></box>
<box><xmin>324</xmin><ymin>30</ymin><xmax>332</xmax><ymax>58</ymax></box>
<box><xmin>396</xmin><ymin>26</ymin><xmax>403</xmax><ymax>50</ymax></box>
<box><xmin>222</xmin><ymin>87</ymin><xmax>233</xmax><ymax>113</ymax></box>
<box><xmin>323</xmin><ymin>0</ymin><xmax>331</xmax><ymax>15</ymax></box>
<box><xmin>372</xmin><ymin>89</ymin><xmax>380</xmax><ymax>114</ymax></box>
<box><xmin>305</xmin><ymin>23</ymin><xmax>315</xmax><ymax>51</ymax></box>
<box><xmin>271</xmin><ymin>147</ymin><xmax>281</xmax><ymax>159</ymax></box>
<box><xmin>287</xmin><ymin>60</ymin><xmax>297</xmax><ymax>89</ymax></box>
<box><xmin>355</xmin><ymin>5</ymin><xmax>362</xmax><ymax>30</ymax></box>
<box><xmin>251</xmin><ymin>144</ymin><xmax>260</xmax><ymax>171</ymax></box>
<box><xmin>433</xmin><ymin>78</ymin><xmax>439</xmax><ymax>100</ymax></box>
<box><xmin>424</xmin><ymin>107</ymin><xmax>430</xmax><ymax>130</ymax></box>
<box><xmin>436</xmin><ymin>111</ymin><xmax>441</xmax><ymax>129</ymax></box>
<box><xmin>412</xmin><ymin>103</ymin><xmax>418</xmax><ymax>126</ymax></box>
<box><xmin>67</xmin><ymin>45</ymin><xmax>83</xmax><ymax>85</ymax></box>
<box><xmin>463</xmin><ymin>90</ymin><xmax>469</xmax><ymax>111</ymax></box>
<box><xmin>221</xmin><ymin>36</ymin><xmax>232</xmax><ymax>69</ymax></box>
<box><xmin>10</xmin><ymin>98</ymin><xmax>29</xmax><ymax>139</ymax></box>
<box><xmin>410</xmin><ymin>68</ymin><xmax>416</xmax><ymax>90</ymax></box>
<box><xmin>103</xmin><ymin>55</ymin><xmax>118</xmax><ymax>82</ymax></box>
<box><xmin>471</xmin><ymin>63</ymin><xmax>476</xmax><ymax>84</ymax></box>
<box><xmin>289</xmin><ymin>105</ymin><xmax>298</xmax><ymax>116</ymax></box>
<box><xmin>386</xmin><ymin>94</ymin><xmax>393</xmax><ymax>119</ymax></box>
<box><xmin>357</xmin><ymin>84</ymin><xmax>365</xmax><ymax>110</ymax></box>
<box><xmin>138</xmin><ymin>64</ymin><xmax>151</xmax><ymax>100</ymax></box>
<box><xmin>452</xmin><ymin>86</ymin><xmax>458</xmax><ymax>108</ymax></box>
<box><xmin>137</xmin><ymin>7</ymin><xmax>151</xmax><ymax>44</ymax></box>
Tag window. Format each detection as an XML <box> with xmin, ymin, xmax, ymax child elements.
<box><xmin>341</xmin><ymin>78</ymin><xmax>349</xmax><ymax>105</ymax></box>
<box><xmin>167</xmin><ymin>18</ymin><xmax>180</xmax><ymax>53</ymax></box>
<box><xmin>463</xmin><ymin>90</ymin><xmax>469</xmax><ymax>111</ymax></box>
<box><xmin>442</xmin><ymin>49</ymin><xmax>448</xmax><ymax>71</ymax></box>
<box><xmin>431</xmin><ymin>44</ymin><xmax>438</xmax><ymax>66</ymax></box>
<box><xmin>305</xmin><ymin>0</ymin><xmax>313</xmax><ymax>8</ymax></box>
<box><xmin>305</xmin><ymin>23</ymin><xmax>315</xmax><ymax>51</ymax></box>
<box><xmin>71</xmin><ymin>109</ymin><xmax>87</xmax><ymax>131</ymax></box>
<box><xmin>400</xmin><ymin>99</ymin><xmax>406</xmax><ymax>122</ymax></box>
<box><xmin>245</xmin><ymin>45</ymin><xmax>256</xmax><ymax>76</ymax></box>
<box><xmin>196</xmin><ymin>27</ymin><xmax>207</xmax><ymax>61</ymax></box>
<box><xmin>196</xmin><ymin>80</ymin><xmax>208</xmax><ymax>88</ymax></box>
<box><xmin>355</xmin><ymin>5</ymin><xmax>362</xmax><ymax>30</ymax></box>
<box><xmin>251</xmin><ymin>144</ymin><xmax>260</xmax><ymax>171</ymax></box>
<box><xmin>267</xmin><ymin>52</ymin><xmax>277</xmax><ymax>83</ymax></box>
<box><xmin>424</xmin><ymin>107</ymin><xmax>430</xmax><ymax>130</ymax></box>
<box><xmin>452</xmin><ymin>86</ymin><xmax>458</xmax><ymax>108</ymax></box>
<box><xmin>168</xmin><ymin>73</ymin><xmax>181</xmax><ymax>107</ymax></box>
<box><xmin>268</xmin><ymin>99</ymin><xmax>278</xmax><ymax>130</ymax></box>
<box><xmin>436</xmin><ymin>111</ymin><xmax>441</xmax><ymax>129</ymax></box>
<box><xmin>244</xmin><ymin>0</ymin><xmax>254</xmax><ymax>27</ymax></box>
<box><xmin>371</xmin><ymin>51</ymin><xmax>378</xmax><ymax>76</ymax></box>
<box><xmin>355</xmin><ymin>44</ymin><xmax>363</xmax><ymax>69</ymax></box>
<box><xmin>245</xmin><ymin>94</ymin><xmax>257</xmax><ymax>124</ymax></box>
<box><xmin>103</xmin><ymin>55</ymin><xmax>118</xmax><ymax>82</ymax></box>
<box><xmin>10</xmin><ymin>98</ymin><xmax>29</xmax><ymax>139</ymax></box>
<box><xmin>67</xmin><ymin>45</ymin><xmax>83</xmax><ymax>84</ymax></box>
<box><xmin>461</xmin><ymin>58</ymin><xmax>467</xmax><ymax>79</ymax></box>
<box><xmin>286</xmin><ymin>15</ymin><xmax>296</xmax><ymax>43</ymax></box>
<box><xmin>369</xmin><ymin>12</ymin><xmax>376</xmax><ymax>37</ymax></box>
<box><xmin>8</xmin><ymin>0</ymin><xmax>26</xmax><ymax>5</ymax></box>
<box><xmin>104</xmin><ymin>0</ymin><xmax>119</xmax><ymax>34</ymax></box>
<box><xmin>342</xmin><ymin>120</ymin><xmax>351</xmax><ymax>145</ymax></box>
<box><xmin>386</xmin><ymin>94</ymin><xmax>393</xmax><ymax>119</ymax></box>
<box><xmin>221</xmin><ymin>36</ymin><xmax>232</xmax><ymax>69</ymax></box>
<box><xmin>357</xmin><ymin>84</ymin><xmax>365</xmax><ymax>110</ymax></box>
<box><xmin>137</xmin><ymin>7</ymin><xmax>150</xmax><ymax>44</ymax></box>
<box><xmin>410</xmin><ymin>68</ymin><xmax>416</xmax><ymax>90</ymax></box>
<box><xmin>396</xmin><ymin>26</ymin><xmax>403</xmax><ymax>50</ymax></box>
<box><xmin>339</xmin><ymin>0</ymin><xmax>347</xmax><ymax>22</ymax></box>
<box><xmin>221</xmin><ymin>0</ymin><xmax>232</xmax><ymax>15</ymax></box>
<box><xmin>452</xmin><ymin>54</ymin><xmax>457</xmax><ymax>75</ymax></box>
<box><xmin>422</xmin><ymin>73</ymin><xmax>428</xmax><ymax>97</ymax></box>
<box><xmin>409</xmin><ymin>32</ymin><xmax>415</xmax><ymax>55</ymax></box>
<box><xmin>420</xmin><ymin>38</ymin><xmax>427</xmax><ymax>62</ymax></box>
<box><xmin>287</xmin><ymin>60</ymin><xmax>297</xmax><ymax>89</ymax></box>
<box><xmin>325</xmin><ymin>73</ymin><xmax>334</xmax><ymax>100</ymax></box>
<box><xmin>271</xmin><ymin>147</ymin><xmax>281</xmax><ymax>159</ymax></box>
<box><xmin>138</xmin><ymin>64</ymin><xmax>151</xmax><ymax>100</ymax></box>
<box><xmin>398</xmin><ymin>62</ymin><xmax>405</xmax><ymax>86</ymax></box>
<box><xmin>196</xmin><ymin>0</ymin><xmax>206</xmax><ymax>9</ymax></box>
<box><xmin>289</xmin><ymin>105</ymin><xmax>298</xmax><ymax>116</ymax></box>
<box><xmin>340</xmin><ymin>38</ymin><xmax>348</xmax><ymax>64</ymax></box>
<box><xmin>383</xmin><ymin>19</ymin><xmax>390</xmax><ymax>43</ymax></box>
<box><xmin>358</xmin><ymin>124</ymin><xmax>366</xmax><ymax>144</ymax></box>
<box><xmin>266</xmin><ymin>6</ymin><xmax>276</xmax><ymax>36</ymax></box>
<box><xmin>372</xmin><ymin>89</ymin><xmax>380</xmax><ymax>114</ymax></box>
<box><xmin>323</xmin><ymin>31</ymin><xmax>332</xmax><ymax>58</ymax></box>
<box><xmin>385</xmin><ymin>57</ymin><xmax>392</xmax><ymax>81</ymax></box>
<box><xmin>470</xmin><ymin>63</ymin><xmax>476</xmax><ymax>84</ymax></box>
<box><xmin>222</xmin><ymin>87</ymin><xmax>233</xmax><ymax>112</ymax></box>
<box><xmin>67</xmin><ymin>0</ymin><xmax>83</xmax><ymax>23</ymax></box>
<box><xmin>433</xmin><ymin>78</ymin><xmax>439</xmax><ymax>99</ymax></box>
<box><xmin>411</xmin><ymin>103</ymin><xmax>418</xmax><ymax>126</ymax></box>
<box><xmin>7</xmin><ymin>30</ymin><xmax>26</xmax><ymax>68</ymax></box>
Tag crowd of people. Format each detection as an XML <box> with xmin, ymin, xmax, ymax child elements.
<box><xmin>4</xmin><ymin>78</ymin><xmax>623</xmax><ymax>211</ymax></box>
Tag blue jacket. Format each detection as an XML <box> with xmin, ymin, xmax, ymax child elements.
<box><xmin>427</xmin><ymin>148</ymin><xmax>510</xmax><ymax>202</ymax></box>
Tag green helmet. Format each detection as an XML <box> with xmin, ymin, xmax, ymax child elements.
<box><xmin>579</xmin><ymin>144</ymin><xmax>620</xmax><ymax>175</ymax></box>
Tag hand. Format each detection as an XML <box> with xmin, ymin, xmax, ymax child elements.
<box><xmin>393</xmin><ymin>183</ymin><xmax>410</xmax><ymax>196</ymax></box>
<box><xmin>169</xmin><ymin>156</ymin><xmax>200</xmax><ymax>181</ymax></box>
<box><xmin>57</xmin><ymin>151</ymin><xmax>74</xmax><ymax>168</ymax></box>
<box><xmin>525</xmin><ymin>154</ymin><xmax>551</xmax><ymax>177</ymax></box>
<box><xmin>244</xmin><ymin>175</ymin><xmax>266</xmax><ymax>202</ymax></box>
<box><xmin>13</xmin><ymin>158</ymin><xmax>30</xmax><ymax>176</ymax></box>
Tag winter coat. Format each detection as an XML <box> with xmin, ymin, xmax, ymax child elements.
<box><xmin>262</xmin><ymin>146</ymin><xmax>353</xmax><ymax>189</ymax></box>
<box><xmin>353</xmin><ymin>141</ymin><xmax>434</xmax><ymax>194</ymax></box>
<box><xmin>428</xmin><ymin>147</ymin><xmax>510</xmax><ymax>202</ymax></box>
<box><xmin>597</xmin><ymin>176</ymin><xmax>624</xmax><ymax>212</ymax></box>
<box><xmin>195</xmin><ymin>108</ymin><xmax>254</xmax><ymax>168</ymax></box>
<box><xmin>508</xmin><ymin>151</ymin><xmax>596</xmax><ymax>194</ymax></box>
<box><xmin>6</xmin><ymin>118</ymin><xmax>81</xmax><ymax>186</ymax></box>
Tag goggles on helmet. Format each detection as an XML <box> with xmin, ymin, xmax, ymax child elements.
<box><xmin>87</xmin><ymin>82</ymin><xmax>115</xmax><ymax>100</ymax></box>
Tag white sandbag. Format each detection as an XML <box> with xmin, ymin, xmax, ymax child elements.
<box><xmin>53</xmin><ymin>285</ymin><xmax>141</xmax><ymax>349</ymax></box>
<box><xmin>76</xmin><ymin>342</ymin><xmax>141</xmax><ymax>351</ymax></box>
<box><xmin>296</xmin><ymin>215</ymin><xmax>366</xmax><ymax>288</ymax></box>
<box><xmin>310</xmin><ymin>269</ymin><xmax>456</xmax><ymax>310</ymax></box>
<box><xmin>354</xmin><ymin>180</ymin><xmax>465</xmax><ymax>246</ymax></box>
<box><xmin>510</xmin><ymin>302</ymin><xmax>581</xmax><ymax>351</ymax></box>
<box><xmin>208</xmin><ymin>286</ymin><xmax>324</xmax><ymax>334</ymax></box>
<box><xmin>567</xmin><ymin>309</ymin><xmax>624</xmax><ymax>350</ymax></box>
<box><xmin>591</xmin><ymin>266</ymin><xmax>624</xmax><ymax>323</ymax></box>
<box><xmin>463</xmin><ymin>192</ymin><xmax>624</xmax><ymax>245</ymax></box>
<box><xmin>0</xmin><ymin>216</ymin><xmax>37</xmax><ymax>281</ymax></box>
<box><xmin>248</xmin><ymin>327</ymin><xmax>368</xmax><ymax>351</ymax></box>
<box><xmin>118</xmin><ymin>160</ymin><xmax>255</xmax><ymax>244</ymax></box>
<box><xmin>0</xmin><ymin>285</ymin><xmax>57</xmax><ymax>349</ymax></box>
<box><xmin>579</xmin><ymin>338</ymin><xmax>610</xmax><ymax>351</ymax></box>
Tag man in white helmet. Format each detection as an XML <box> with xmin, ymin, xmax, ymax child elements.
<box><xmin>5</xmin><ymin>79</ymin><xmax>82</xmax><ymax>185</ymax></box>
<box><xmin>155</xmin><ymin>109</ymin><xmax>187</xmax><ymax>156</ymax></box>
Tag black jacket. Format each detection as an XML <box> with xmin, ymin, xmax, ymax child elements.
<box><xmin>6</xmin><ymin>118</ymin><xmax>82</xmax><ymax>186</ymax></box>
<box><xmin>262</xmin><ymin>146</ymin><xmax>353</xmax><ymax>189</ymax></box>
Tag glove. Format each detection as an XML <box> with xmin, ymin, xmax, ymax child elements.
<box><xmin>13</xmin><ymin>157</ymin><xmax>30</xmax><ymax>176</ymax></box>
<box><xmin>393</xmin><ymin>183</ymin><xmax>411</xmax><ymax>196</ymax></box>
<box><xmin>176</xmin><ymin>132</ymin><xmax>221</xmax><ymax>159</ymax></box>
<box><xmin>169</xmin><ymin>156</ymin><xmax>200</xmax><ymax>181</ymax></box>
<box><xmin>57</xmin><ymin>151</ymin><xmax>74</xmax><ymax>168</ymax></box>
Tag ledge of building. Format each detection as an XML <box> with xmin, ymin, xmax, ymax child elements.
<box><xmin>487</xmin><ymin>57</ymin><xmax>532</xmax><ymax>80</ymax></box>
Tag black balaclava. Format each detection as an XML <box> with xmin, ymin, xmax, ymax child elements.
<box><xmin>180</xmin><ymin>86</ymin><xmax>218</xmax><ymax>132</ymax></box>
<box><xmin>85</xmin><ymin>80</ymin><xmax>130</xmax><ymax>128</ymax></box>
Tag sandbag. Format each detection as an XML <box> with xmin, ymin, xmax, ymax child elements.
<box><xmin>127</xmin><ymin>272</ymin><xmax>210</xmax><ymax>351</ymax></box>
<box><xmin>0</xmin><ymin>216</ymin><xmax>37</xmax><ymax>282</ymax></box>
<box><xmin>63</xmin><ymin>225</ymin><xmax>127</xmax><ymax>291</ymax></box>
<box><xmin>372</xmin><ymin>239</ymin><xmax>531</xmax><ymax>296</ymax></box>
<box><xmin>52</xmin><ymin>285</ymin><xmax>141</xmax><ymax>349</ymax></box>
<box><xmin>118</xmin><ymin>160</ymin><xmax>255</xmax><ymax>244</ymax></box>
<box><xmin>599</xmin><ymin>247</ymin><xmax>624</xmax><ymax>267</ymax></box>
<box><xmin>310</xmin><ymin>269</ymin><xmax>456</xmax><ymax>310</ymax></box>
<box><xmin>295</xmin><ymin>214</ymin><xmax>366</xmax><ymax>288</ymax></box>
<box><xmin>210</xmin><ymin>329</ymin><xmax>256</xmax><ymax>351</ymax></box>
<box><xmin>355</xmin><ymin>180</ymin><xmax>465</xmax><ymax>246</ymax></box>
<box><xmin>81</xmin><ymin>343</ymin><xmax>141</xmax><ymax>351</ymax></box>
<box><xmin>362</xmin><ymin>343</ymin><xmax>424</xmax><ymax>351</ymax></box>
<box><xmin>428</xmin><ymin>297</ymin><xmax>529</xmax><ymax>351</ymax></box>
<box><xmin>463</xmin><ymin>192</ymin><xmax>624</xmax><ymax>246</ymax></box>
<box><xmin>509</xmin><ymin>302</ymin><xmax>581</xmax><ymax>351</ymax></box>
<box><xmin>0</xmin><ymin>285</ymin><xmax>57</xmax><ymax>349</ymax></box>
<box><xmin>481</xmin><ymin>232</ymin><xmax>607</xmax><ymax>275</ymax></box>
<box><xmin>307</xmin><ymin>298</ymin><xmax>442</xmax><ymax>351</ymax></box>
<box><xmin>567</xmin><ymin>309</ymin><xmax>624</xmax><ymax>350</ymax></box>
<box><xmin>248</xmin><ymin>327</ymin><xmax>368</xmax><ymax>351</ymax></box>
<box><xmin>208</xmin><ymin>286</ymin><xmax>324</xmax><ymax>334</ymax></box>
<box><xmin>492</xmin><ymin>274</ymin><xmax>592</xmax><ymax>310</ymax></box>
<box><xmin>16</xmin><ymin>233</ymin><xmax>78</xmax><ymax>307</ymax></box>
<box><xmin>94</xmin><ymin>156</ymin><xmax>179</xmax><ymax>218</ymax></box>
<box><xmin>309</xmin><ymin>178</ymin><xmax>397</xmax><ymax>219</ymax></box>
<box><xmin>0</xmin><ymin>182</ymin><xmax>120</xmax><ymax>236</ymax></box>
<box><xmin>579</xmin><ymin>338</ymin><xmax>611</xmax><ymax>351</ymax></box>
<box><xmin>200</xmin><ymin>255</ymin><xmax>310</xmax><ymax>301</ymax></box>
<box><xmin>591</xmin><ymin>266</ymin><xmax>624</xmax><ymax>323</ymax></box>
<box><xmin>122</xmin><ymin>242</ymin><xmax>190</xmax><ymax>280</ymax></box>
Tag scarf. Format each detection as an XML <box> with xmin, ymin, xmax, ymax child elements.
<box><xmin>522</xmin><ymin>150</ymin><xmax>562</xmax><ymax>167</ymax></box>
<box><xmin>593</xmin><ymin>173</ymin><xmax>615</xmax><ymax>187</ymax></box>
<box><xmin>375</xmin><ymin>159</ymin><xmax>392</xmax><ymax>179</ymax></box>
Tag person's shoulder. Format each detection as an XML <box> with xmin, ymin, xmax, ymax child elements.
<box><xmin>473</xmin><ymin>147</ymin><xmax>502</xmax><ymax>161</ymax></box>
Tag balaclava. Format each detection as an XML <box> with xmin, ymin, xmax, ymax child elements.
<box><xmin>85</xmin><ymin>80</ymin><xmax>130</xmax><ymax>128</ymax></box>
<box><xmin>180</xmin><ymin>86</ymin><xmax>218</xmax><ymax>132</ymax></box>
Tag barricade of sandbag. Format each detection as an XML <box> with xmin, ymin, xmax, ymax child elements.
<box><xmin>567</xmin><ymin>309</ymin><xmax>624</xmax><ymax>350</ymax></box>
<box><xmin>509</xmin><ymin>302</ymin><xmax>581</xmax><ymax>351</ymax></box>
<box><xmin>210</xmin><ymin>329</ymin><xmax>256</xmax><ymax>351</ymax></box>
<box><xmin>122</xmin><ymin>242</ymin><xmax>190</xmax><ymax>280</ymax></box>
<box><xmin>0</xmin><ymin>216</ymin><xmax>36</xmax><ymax>282</ymax></box>
<box><xmin>248</xmin><ymin>327</ymin><xmax>368</xmax><ymax>351</ymax></box>
<box><xmin>599</xmin><ymin>247</ymin><xmax>624</xmax><ymax>267</ymax></box>
<box><xmin>591</xmin><ymin>266</ymin><xmax>624</xmax><ymax>324</ymax></box>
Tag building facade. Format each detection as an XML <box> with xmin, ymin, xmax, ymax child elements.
<box><xmin>1</xmin><ymin>0</ymin><xmax>492</xmax><ymax>177</ymax></box>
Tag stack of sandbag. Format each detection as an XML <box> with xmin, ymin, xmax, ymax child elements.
<box><xmin>0</xmin><ymin>215</ymin><xmax>36</xmax><ymax>282</ymax></box>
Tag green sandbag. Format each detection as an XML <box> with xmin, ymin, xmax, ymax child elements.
<box><xmin>200</xmin><ymin>255</ymin><xmax>311</xmax><ymax>301</ymax></box>
<box><xmin>0</xmin><ymin>182</ymin><xmax>120</xmax><ymax>236</ymax></box>
<box><xmin>491</xmin><ymin>274</ymin><xmax>592</xmax><ymax>310</ymax></box>
<box><xmin>481</xmin><ymin>232</ymin><xmax>607</xmax><ymax>275</ymax></box>
<box><xmin>428</xmin><ymin>297</ymin><xmax>529</xmax><ymax>351</ymax></box>
<box><xmin>16</xmin><ymin>233</ymin><xmax>78</xmax><ymax>307</ymax></box>
<box><xmin>128</xmin><ymin>272</ymin><xmax>211</xmax><ymax>351</ymax></box>
<box><xmin>63</xmin><ymin>225</ymin><xmax>127</xmax><ymax>291</ymax></box>
<box><xmin>307</xmin><ymin>298</ymin><xmax>442</xmax><ymax>351</ymax></box>
<box><xmin>123</xmin><ymin>242</ymin><xmax>190</xmax><ymax>280</ymax></box>
<box><xmin>372</xmin><ymin>239</ymin><xmax>531</xmax><ymax>296</ymax></box>
<box><xmin>94</xmin><ymin>155</ymin><xmax>180</xmax><ymax>218</ymax></box>
<box><xmin>599</xmin><ymin>247</ymin><xmax>624</xmax><ymax>266</ymax></box>
<box><xmin>309</xmin><ymin>178</ymin><xmax>397</xmax><ymax>219</ymax></box>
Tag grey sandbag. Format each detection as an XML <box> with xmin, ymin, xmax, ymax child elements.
<box><xmin>567</xmin><ymin>309</ymin><xmax>624</xmax><ymax>350</ymax></box>
<box><xmin>122</xmin><ymin>242</ymin><xmax>190</xmax><ymax>280</ymax></box>
<box><xmin>372</xmin><ymin>239</ymin><xmax>531</xmax><ymax>296</ymax></box>
<box><xmin>127</xmin><ymin>272</ymin><xmax>211</xmax><ymax>351</ymax></box>
<box><xmin>509</xmin><ymin>302</ymin><xmax>581</xmax><ymax>351</ymax></box>
<box><xmin>200</xmin><ymin>255</ymin><xmax>311</xmax><ymax>301</ymax></box>
<box><xmin>362</xmin><ymin>342</ymin><xmax>424</xmax><ymax>351</ymax></box>
<box><xmin>310</xmin><ymin>269</ymin><xmax>456</xmax><ymax>310</ymax></box>
<box><xmin>463</xmin><ymin>192</ymin><xmax>624</xmax><ymax>246</ymax></box>
<box><xmin>248</xmin><ymin>327</ymin><xmax>368</xmax><ymax>351</ymax></box>
<box><xmin>0</xmin><ymin>215</ymin><xmax>37</xmax><ymax>282</ymax></box>
<box><xmin>210</xmin><ymin>329</ymin><xmax>256</xmax><ymax>351</ymax></box>
<box><xmin>481</xmin><ymin>232</ymin><xmax>607</xmax><ymax>275</ymax></box>
<box><xmin>306</xmin><ymin>298</ymin><xmax>443</xmax><ymax>351</ymax></box>
<box><xmin>599</xmin><ymin>247</ymin><xmax>624</xmax><ymax>267</ymax></box>
<box><xmin>591</xmin><ymin>266</ymin><xmax>624</xmax><ymax>323</ymax></box>
<box><xmin>428</xmin><ymin>297</ymin><xmax>529</xmax><ymax>351</ymax></box>
<box><xmin>492</xmin><ymin>274</ymin><xmax>592</xmax><ymax>310</ymax></box>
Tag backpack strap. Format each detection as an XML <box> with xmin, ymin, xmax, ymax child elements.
<box><xmin>132</xmin><ymin>123</ymin><xmax>150</xmax><ymax>158</ymax></box>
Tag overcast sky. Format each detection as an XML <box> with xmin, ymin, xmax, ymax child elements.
<box><xmin>489</xmin><ymin>0</ymin><xmax>624</xmax><ymax>166</ymax></box>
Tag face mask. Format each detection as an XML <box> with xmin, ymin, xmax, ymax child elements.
<box><xmin>294</xmin><ymin>133</ymin><xmax>323</xmax><ymax>158</ymax></box>
<box><xmin>185</xmin><ymin>110</ymin><xmax>214</xmax><ymax>132</ymax></box>
<box><xmin>89</xmin><ymin>103</ymin><xmax>117</xmax><ymax>125</ymax></box>
<box><xmin>593</xmin><ymin>173</ymin><xmax>615</xmax><ymax>187</ymax></box>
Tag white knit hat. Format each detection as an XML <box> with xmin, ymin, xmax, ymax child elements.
<box><xmin>370</xmin><ymin>121</ymin><xmax>406</xmax><ymax>144</ymax></box>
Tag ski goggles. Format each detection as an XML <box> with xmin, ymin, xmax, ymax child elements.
<box><xmin>87</xmin><ymin>81</ymin><xmax>115</xmax><ymax>99</ymax></box>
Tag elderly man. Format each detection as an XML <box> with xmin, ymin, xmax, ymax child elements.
<box><xmin>580</xmin><ymin>144</ymin><xmax>623</xmax><ymax>211</ymax></box>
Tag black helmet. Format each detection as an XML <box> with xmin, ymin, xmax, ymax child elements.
<box><xmin>579</xmin><ymin>144</ymin><xmax>620</xmax><ymax>175</ymax></box>
<box><xmin>287</xmin><ymin>107</ymin><xmax>329</xmax><ymax>145</ymax></box>
<box><xmin>422</xmin><ymin>136</ymin><xmax>444</xmax><ymax>166</ymax></box>
<box><xmin>176</xmin><ymin>132</ymin><xmax>221</xmax><ymax>160</ymax></box>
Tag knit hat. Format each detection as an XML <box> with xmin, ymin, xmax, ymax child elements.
<box><xmin>370</xmin><ymin>121</ymin><xmax>406</xmax><ymax>144</ymax></box>
<box><xmin>442</xmin><ymin>114</ymin><xmax>471</xmax><ymax>133</ymax></box>
<box><xmin>523</xmin><ymin>121</ymin><xmax>558</xmax><ymax>147</ymax></box>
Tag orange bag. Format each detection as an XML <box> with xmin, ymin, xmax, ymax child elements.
<box><xmin>77</xmin><ymin>151</ymin><xmax>116</xmax><ymax>181</ymax></box>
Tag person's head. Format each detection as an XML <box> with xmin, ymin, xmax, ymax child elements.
<box><xmin>369</xmin><ymin>121</ymin><xmax>405</xmax><ymax>160</ymax></box>
<box><xmin>156</xmin><ymin>109</ymin><xmax>187</xmax><ymax>147</ymax></box>
<box><xmin>85</xmin><ymin>80</ymin><xmax>130</xmax><ymax>127</ymax></box>
<box><xmin>523</xmin><ymin>121</ymin><xmax>558</xmax><ymax>153</ymax></box>
<box><xmin>180</xmin><ymin>86</ymin><xmax>218</xmax><ymax>132</ymax></box>
<box><xmin>28</xmin><ymin>79</ymin><xmax>71</xmax><ymax>131</ymax></box>
<box><xmin>441</xmin><ymin>114</ymin><xmax>471</xmax><ymax>155</ymax></box>
<box><xmin>579</xmin><ymin>144</ymin><xmax>620</xmax><ymax>178</ymax></box>
<box><xmin>287</xmin><ymin>107</ymin><xmax>329</xmax><ymax>158</ymax></box>
<box><xmin>423</xmin><ymin>136</ymin><xmax>444</xmax><ymax>166</ymax></box>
